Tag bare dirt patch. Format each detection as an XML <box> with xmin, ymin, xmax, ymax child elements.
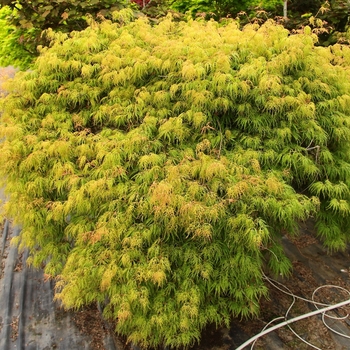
<box><xmin>10</xmin><ymin>316</ymin><xmax>19</xmax><ymax>342</ymax></box>
<box><xmin>72</xmin><ymin>304</ymin><xmax>110</xmax><ymax>350</ymax></box>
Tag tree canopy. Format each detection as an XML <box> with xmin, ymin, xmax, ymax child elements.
<box><xmin>1</xmin><ymin>10</ymin><xmax>350</xmax><ymax>347</ymax></box>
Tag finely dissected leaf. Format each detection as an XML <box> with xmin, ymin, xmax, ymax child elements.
<box><xmin>1</xmin><ymin>12</ymin><xmax>350</xmax><ymax>348</ymax></box>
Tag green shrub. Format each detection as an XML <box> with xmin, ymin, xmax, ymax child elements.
<box><xmin>0</xmin><ymin>0</ymin><xmax>131</xmax><ymax>67</ymax></box>
<box><xmin>0</xmin><ymin>6</ymin><xmax>36</xmax><ymax>69</ymax></box>
<box><xmin>1</xmin><ymin>10</ymin><xmax>350</xmax><ymax>347</ymax></box>
<box><xmin>169</xmin><ymin>0</ymin><xmax>284</xmax><ymax>18</ymax></box>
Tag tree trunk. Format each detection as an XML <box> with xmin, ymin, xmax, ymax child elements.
<box><xmin>283</xmin><ymin>0</ymin><xmax>288</xmax><ymax>18</ymax></box>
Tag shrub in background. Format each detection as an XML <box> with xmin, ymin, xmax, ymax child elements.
<box><xmin>0</xmin><ymin>0</ymin><xmax>130</xmax><ymax>31</ymax></box>
<box><xmin>0</xmin><ymin>0</ymin><xmax>131</xmax><ymax>67</ymax></box>
<box><xmin>1</xmin><ymin>9</ymin><xmax>350</xmax><ymax>347</ymax></box>
<box><xmin>169</xmin><ymin>0</ymin><xmax>284</xmax><ymax>19</ymax></box>
<box><xmin>0</xmin><ymin>6</ymin><xmax>36</xmax><ymax>69</ymax></box>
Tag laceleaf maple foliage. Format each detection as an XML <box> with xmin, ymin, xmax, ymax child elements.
<box><xmin>1</xmin><ymin>9</ymin><xmax>350</xmax><ymax>348</ymax></box>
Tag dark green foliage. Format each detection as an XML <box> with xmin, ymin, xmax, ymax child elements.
<box><xmin>282</xmin><ymin>1</ymin><xmax>349</xmax><ymax>45</ymax></box>
<box><xmin>167</xmin><ymin>1</ymin><xmax>349</xmax><ymax>47</ymax></box>
<box><xmin>169</xmin><ymin>0</ymin><xmax>284</xmax><ymax>18</ymax></box>
<box><xmin>1</xmin><ymin>10</ymin><xmax>350</xmax><ymax>347</ymax></box>
<box><xmin>323</xmin><ymin>0</ymin><xmax>350</xmax><ymax>32</ymax></box>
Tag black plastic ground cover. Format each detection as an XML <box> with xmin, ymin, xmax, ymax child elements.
<box><xmin>0</xmin><ymin>220</ymin><xmax>118</xmax><ymax>350</ymax></box>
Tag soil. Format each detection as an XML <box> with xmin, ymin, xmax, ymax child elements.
<box><xmin>232</xmin><ymin>267</ymin><xmax>350</xmax><ymax>350</ymax></box>
<box><xmin>72</xmin><ymin>305</ymin><xmax>109</xmax><ymax>350</ymax></box>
